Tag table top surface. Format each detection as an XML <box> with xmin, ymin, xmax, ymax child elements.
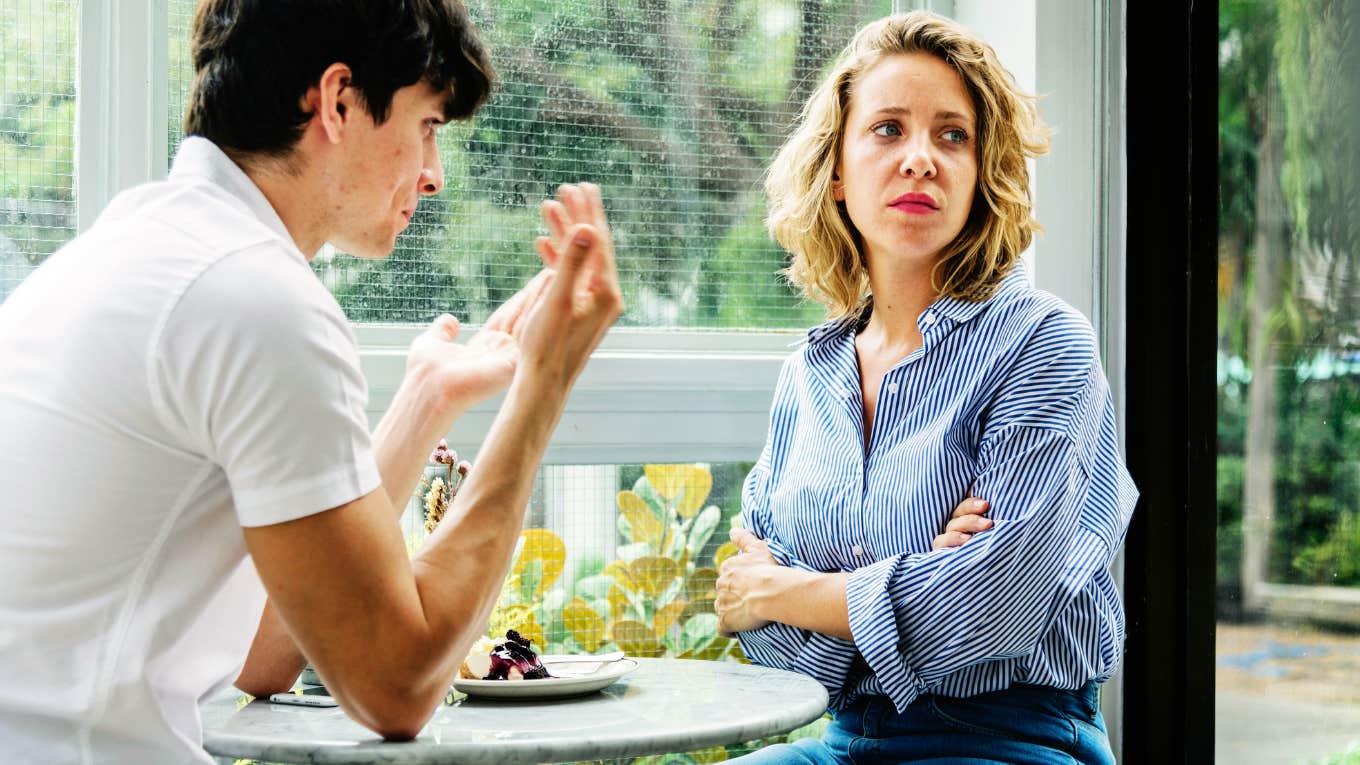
<box><xmin>200</xmin><ymin>657</ymin><xmax>829</xmax><ymax>764</ymax></box>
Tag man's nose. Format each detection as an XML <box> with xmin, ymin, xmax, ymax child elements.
<box><xmin>420</xmin><ymin>146</ymin><xmax>444</xmax><ymax>195</ymax></box>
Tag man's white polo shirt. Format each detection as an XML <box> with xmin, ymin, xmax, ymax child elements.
<box><xmin>0</xmin><ymin>137</ymin><xmax>381</xmax><ymax>763</ymax></box>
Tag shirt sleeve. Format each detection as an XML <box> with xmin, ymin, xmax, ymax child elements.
<box><xmin>151</xmin><ymin>244</ymin><xmax>381</xmax><ymax>527</ymax></box>
<box><xmin>845</xmin><ymin>310</ymin><xmax>1137</xmax><ymax>712</ymax></box>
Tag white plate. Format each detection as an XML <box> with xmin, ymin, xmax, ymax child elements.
<box><xmin>452</xmin><ymin>658</ymin><xmax>638</xmax><ymax>700</ymax></box>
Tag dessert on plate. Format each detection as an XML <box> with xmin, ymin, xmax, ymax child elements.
<box><xmin>459</xmin><ymin>630</ymin><xmax>552</xmax><ymax>681</ymax></box>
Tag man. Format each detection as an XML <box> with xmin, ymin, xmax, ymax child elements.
<box><xmin>0</xmin><ymin>1</ymin><xmax>622</xmax><ymax>761</ymax></box>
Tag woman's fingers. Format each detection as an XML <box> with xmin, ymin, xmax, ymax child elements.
<box><xmin>933</xmin><ymin>531</ymin><xmax>975</xmax><ymax>550</ymax></box>
<box><xmin>944</xmin><ymin>513</ymin><xmax>993</xmax><ymax>535</ymax></box>
<box><xmin>951</xmin><ymin>497</ymin><xmax>989</xmax><ymax>518</ymax></box>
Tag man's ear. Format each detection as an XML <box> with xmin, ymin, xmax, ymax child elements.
<box><xmin>305</xmin><ymin>62</ymin><xmax>355</xmax><ymax>145</ymax></box>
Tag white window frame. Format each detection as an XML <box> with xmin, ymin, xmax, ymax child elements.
<box><xmin>74</xmin><ymin>0</ymin><xmax>1125</xmax><ymax>750</ymax></box>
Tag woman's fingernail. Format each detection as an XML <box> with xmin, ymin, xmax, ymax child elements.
<box><xmin>973</xmin><ymin>499</ymin><xmax>986</xmax><ymax>508</ymax></box>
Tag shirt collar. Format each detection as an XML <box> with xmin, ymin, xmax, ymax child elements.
<box><xmin>168</xmin><ymin>136</ymin><xmax>301</xmax><ymax>256</ymax></box>
<box><xmin>804</xmin><ymin>261</ymin><xmax>1031</xmax><ymax>345</ymax></box>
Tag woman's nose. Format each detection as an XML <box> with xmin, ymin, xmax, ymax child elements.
<box><xmin>897</xmin><ymin>135</ymin><xmax>937</xmax><ymax>179</ymax></box>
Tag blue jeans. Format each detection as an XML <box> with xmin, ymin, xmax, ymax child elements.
<box><xmin>733</xmin><ymin>682</ymin><xmax>1115</xmax><ymax>765</ymax></box>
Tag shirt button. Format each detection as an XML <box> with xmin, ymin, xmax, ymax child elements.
<box><xmin>923</xmin><ymin>311</ymin><xmax>937</xmax><ymax>325</ymax></box>
<box><xmin>887</xmin><ymin>382</ymin><xmax>900</xmax><ymax>394</ymax></box>
<box><xmin>841</xmin><ymin>389</ymin><xmax>854</xmax><ymax>398</ymax></box>
<box><xmin>852</xmin><ymin>544</ymin><xmax>865</xmax><ymax>556</ymax></box>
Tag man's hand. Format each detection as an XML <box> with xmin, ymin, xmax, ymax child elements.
<box><xmin>933</xmin><ymin>496</ymin><xmax>992</xmax><ymax>550</ymax></box>
<box><xmin>405</xmin><ymin>270</ymin><xmax>554</xmax><ymax>419</ymax></box>
<box><xmin>515</xmin><ymin>182</ymin><xmax>623</xmax><ymax>389</ymax></box>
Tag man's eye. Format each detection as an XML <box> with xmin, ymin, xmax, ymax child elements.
<box><xmin>872</xmin><ymin>123</ymin><xmax>901</xmax><ymax>137</ymax></box>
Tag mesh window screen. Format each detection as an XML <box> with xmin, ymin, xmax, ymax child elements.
<box><xmin>403</xmin><ymin>461</ymin><xmax>754</xmax><ymax>660</ymax></box>
<box><xmin>167</xmin><ymin>1</ymin><xmax>893</xmax><ymax>329</ymax></box>
<box><xmin>0</xmin><ymin>1</ymin><xmax>76</xmax><ymax>302</ymax></box>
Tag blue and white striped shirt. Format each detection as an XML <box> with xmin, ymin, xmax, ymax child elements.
<box><xmin>737</xmin><ymin>265</ymin><xmax>1138</xmax><ymax>713</ymax></box>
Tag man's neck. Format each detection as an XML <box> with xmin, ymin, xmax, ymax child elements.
<box><xmin>233</xmin><ymin>153</ymin><xmax>328</xmax><ymax>259</ymax></box>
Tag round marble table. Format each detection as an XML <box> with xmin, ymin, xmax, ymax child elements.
<box><xmin>200</xmin><ymin>658</ymin><xmax>829</xmax><ymax>764</ymax></box>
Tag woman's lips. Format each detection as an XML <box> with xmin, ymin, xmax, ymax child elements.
<box><xmin>888</xmin><ymin>193</ymin><xmax>939</xmax><ymax>214</ymax></box>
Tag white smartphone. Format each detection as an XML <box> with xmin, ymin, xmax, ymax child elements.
<box><xmin>268</xmin><ymin>686</ymin><xmax>338</xmax><ymax>707</ymax></box>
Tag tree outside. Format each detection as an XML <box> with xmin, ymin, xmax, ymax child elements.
<box><xmin>1217</xmin><ymin>1</ymin><xmax>1360</xmax><ymax>762</ymax></box>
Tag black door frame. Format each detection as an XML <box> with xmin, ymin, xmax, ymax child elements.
<box><xmin>1120</xmin><ymin>0</ymin><xmax>1219</xmax><ymax>762</ymax></box>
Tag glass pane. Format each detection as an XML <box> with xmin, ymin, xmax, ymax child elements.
<box><xmin>402</xmin><ymin>460</ymin><xmax>827</xmax><ymax>757</ymax></box>
<box><xmin>0</xmin><ymin>1</ymin><xmax>76</xmax><ymax>302</ymax></box>
<box><xmin>167</xmin><ymin>0</ymin><xmax>195</xmax><ymax>159</ymax></box>
<box><xmin>1217</xmin><ymin>2</ymin><xmax>1360</xmax><ymax>762</ymax></box>
<box><xmin>166</xmin><ymin>1</ymin><xmax>894</xmax><ymax>329</ymax></box>
<box><xmin>404</xmin><ymin>461</ymin><xmax>751</xmax><ymax>656</ymax></box>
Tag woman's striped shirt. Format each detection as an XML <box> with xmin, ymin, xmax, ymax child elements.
<box><xmin>736</xmin><ymin>265</ymin><xmax>1138</xmax><ymax>713</ymax></box>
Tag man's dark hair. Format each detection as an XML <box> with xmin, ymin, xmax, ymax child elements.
<box><xmin>184</xmin><ymin>0</ymin><xmax>495</xmax><ymax>157</ymax></box>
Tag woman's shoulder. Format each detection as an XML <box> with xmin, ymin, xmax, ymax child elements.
<box><xmin>979</xmin><ymin>282</ymin><xmax>1099</xmax><ymax>363</ymax></box>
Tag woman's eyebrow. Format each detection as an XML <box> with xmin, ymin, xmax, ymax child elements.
<box><xmin>867</xmin><ymin>105</ymin><xmax>975</xmax><ymax>124</ymax></box>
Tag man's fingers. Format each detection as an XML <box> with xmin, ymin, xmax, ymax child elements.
<box><xmin>950</xmin><ymin>497</ymin><xmax>989</xmax><ymax>519</ymax></box>
<box><xmin>545</xmin><ymin>224</ymin><xmax>596</xmax><ymax>307</ymax></box>
<box><xmin>428</xmin><ymin>313</ymin><xmax>460</xmax><ymax>341</ymax></box>
<box><xmin>535</xmin><ymin>236</ymin><xmax>559</xmax><ymax>269</ymax></box>
<box><xmin>510</xmin><ymin>270</ymin><xmax>555</xmax><ymax>338</ymax></box>
<box><xmin>540</xmin><ymin>200</ymin><xmax>569</xmax><ymax>251</ymax></box>
<box><xmin>945</xmin><ymin>514</ymin><xmax>993</xmax><ymax>535</ymax></box>
<box><xmin>559</xmin><ymin>183</ymin><xmax>591</xmax><ymax>225</ymax></box>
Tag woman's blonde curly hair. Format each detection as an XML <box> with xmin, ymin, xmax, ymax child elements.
<box><xmin>766</xmin><ymin>11</ymin><xmax>1051</xmax><ymax>320</ymax></box>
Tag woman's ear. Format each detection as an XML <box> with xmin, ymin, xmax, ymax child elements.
<box><xmin>831</xmin><ymin>172</ymin><xmax>845</xmax><ymax>202</ymax></box>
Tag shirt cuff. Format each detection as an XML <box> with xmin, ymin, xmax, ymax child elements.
<box><xmin>764</xmin><ymin>538</ymin><xmax>796</xmax><ymax>568</ymax></box>
<box><xmin>846</xmin><ymin>554</ymin><xmax>930</xmax><ymax>712</ymax></box>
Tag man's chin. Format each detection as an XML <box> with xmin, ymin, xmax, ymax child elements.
<box><xmin>324</xmin><ymin>239</ymin><xmax>396</xmax><ymax>260</ymax></box>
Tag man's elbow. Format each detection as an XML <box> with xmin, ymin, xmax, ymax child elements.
<box><xmin>233</xmin><ymin>666</ymin><xmax>299</xmax><ymax>699</ymax></box>
<box><xmin>343</xmin><ymin>684</ymin><xmax>443</xmax><ymax>741</ymax></box>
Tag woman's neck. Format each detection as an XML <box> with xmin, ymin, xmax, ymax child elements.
<box><xmin>860</xmin><ymin>258</ymin><xmax>939</xmax><ymax>351</ymax></box>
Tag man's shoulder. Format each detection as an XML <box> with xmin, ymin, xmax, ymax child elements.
<box><xmin>97</xmin><ymin>174</ymin><xmax>285</xmax><ymax>259</ymax></box>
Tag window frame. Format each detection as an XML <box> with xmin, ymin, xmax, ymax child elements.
<box><xmin>72</xmin><ymin>0</ymin><xmax>1132</xmax><ymax>752</ymax></box>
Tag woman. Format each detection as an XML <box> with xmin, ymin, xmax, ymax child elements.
<box><xmin>715</xmin><ymin>11</ymin><xmax>1136</xmax><ymax>764</ymax></box>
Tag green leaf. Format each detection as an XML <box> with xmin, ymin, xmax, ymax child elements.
<box><xmin>575</xmin><ymin>574</ymin><xmax>614</xmax><ymax>601</ymax></box>
<box><xmin>519</xmin><ymin>558</ymin><xmax>543</xmax><ymax>604</ymax></box>
<box><xmin>687</xmin><ymin>505</ymin><xmax>721</xmax><ymax>557</ymax></box>
<box><xmin>632</xmin><ymin>475</ymin><xmax>667</xmax><ymax>517</ymax></box>
<box><xmin>616</xmin><ymin>541</ymin><xmax>652</xmax><ymax>564</ymax></box>
<box><xmin>683</xmin><ymin>612</ymin><xmax>719</xmax><ymax>646</ymax></box>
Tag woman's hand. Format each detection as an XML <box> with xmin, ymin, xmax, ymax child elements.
<box><xmin>933</xmin><ymin>496</ymin><xmax>992</xmax><ymax>550</ymax></box>
<box><xmin>715</xmin><ymin>527</ymin><xmax>782</xmax><ymax>636</ymax></box>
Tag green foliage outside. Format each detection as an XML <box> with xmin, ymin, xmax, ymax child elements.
<box><xmin>411</xmin><ymin>461</ymin><xmax>838</xmax><ymax>762</ymax></box>
<box><xmin>1216</xmin><ymin>0</ymin><xmax>1360</xmax><ymax>610</ymax></box>
<box><xmin>1299</xmin><ymin>741</ymin><xmax>1360</xmax><ymax>765</ymax></box>
<box><xmin>1218</xmin><ymin>355</ymin><xmax>1360</xmax><ymax>592</ymax></box>
<box><xmin>0</xmin><ymin>4</ymin><xmax>76</xmax><ymax>299</ymax></box>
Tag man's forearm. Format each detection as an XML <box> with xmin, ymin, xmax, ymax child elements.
<box><xmin>237</xmin><ymin>365</ymin><xmax>458</xmax><ymax>695</ymax></box>
<box><xmin>371</xmin><ymin>365</ymin><xmax>463</xmax><ymax>515</ymax></box>
<box><xmin>404</xmin><ymin>370</ymin><xmax>569</xmax><ymax>684</ymax></box>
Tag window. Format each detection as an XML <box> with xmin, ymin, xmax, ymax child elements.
<box><xmin>0</xmin><ymin>1</ymin><xmax>76</xmax><ymax>301</ymax></box>
<box><xmin>1216</xmin><ymin>2</ymin><xmax>1360</xmax><ymax>762</ymax></box>
<box><xmin>8</xmin><ymin>0</ymin><xmax>1124</xmax><ymax>759</ymax></box>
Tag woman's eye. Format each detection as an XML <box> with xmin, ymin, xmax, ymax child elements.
<box><xmin>942</xmin><ymin>129</ymin><xmax>968</xmax><ymax>144</ymax></box>
<box><xmin>872</xmin><ymin>123</ymin><xmax>901</xmax><ymax>137</ymax></box>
